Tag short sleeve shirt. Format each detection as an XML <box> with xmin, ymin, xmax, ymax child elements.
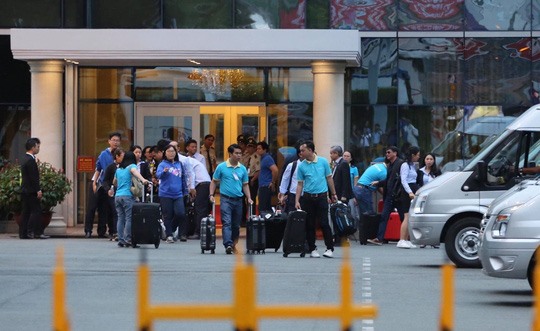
<box><xmin>212</xmin><ymin>160</ymin><xmax>249</xmax><ymax>198</ymax></box>
<box><xmin>297</xmin><ymin>155</ymin><xmax>332</xmax><ymax>194</ymax></box>
<box><xmin>115</xmin><ymin>164</ymin><xmax>136</xmax><ymax>197</ymax></box>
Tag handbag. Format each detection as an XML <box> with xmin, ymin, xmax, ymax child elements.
<box><xmin>130</xmin><ymin>176</ymin><xmax>144</xmax><ymax>198</ymax></box>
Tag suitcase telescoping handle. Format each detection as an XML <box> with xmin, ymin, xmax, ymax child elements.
<box><xmin>142</xmin><ymin>182</ymin><xmax>153</xmax><ymax>203</ymax></box>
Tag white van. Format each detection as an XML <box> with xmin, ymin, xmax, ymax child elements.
<box><xmin>479</xmin><ymin>178</ymin><xmax>540</xmax><ymax>288</ymax></box>
<box><xmin>409</xmin><ymin>104</ymin><xmax>540</xmax><ymax>268</ymax></box>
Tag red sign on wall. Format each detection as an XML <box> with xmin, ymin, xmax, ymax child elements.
<box><xmin>77</xmin><ymin>156</ymin><xmax>95</xmax><ymax>173</ymax></box>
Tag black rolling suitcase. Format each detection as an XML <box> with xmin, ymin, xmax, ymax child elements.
<box><xmin>246</xmin><ymin>205</ymin><xmax>266</xmax><ymax>254</ymax></box>
<box><xmin>131</xmin><ymin>185</ymin><xmax>162</xmax><ymax>249</ymax></box>
<box><xmin>359</xmin><ymin>212</ymin><xmax>380</xmax><ymax>245</ymax></box>
<box><xmin>262</xmin><ymin>208</ymin><xmax>287</xmax><ymax>252</ymax></box>
<box><xmin>282</xmin><ymin>209</ymin><xmax>307</xmax><ymax>257</ymax></box>
<box><xmin>330</xmin><ymin>201</ymin><xmax>357</xmax><ymax>236</ymax></box>
<box><xmin>200</xmin><ymin>203</ymin><xmax>216</xmax><ymax>254</ymax></box>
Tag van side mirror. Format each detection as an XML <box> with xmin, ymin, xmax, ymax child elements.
<box><xmin>476</xmin><ymin>160</ymin><xmax>487</xmax><ymax>181</ymax></box>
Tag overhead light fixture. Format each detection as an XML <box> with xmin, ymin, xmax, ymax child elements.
<box><xmin>519</xmin><ymin>46</ymin><xmax>530</xmax><ymax>52</ymax></box>
<box><xmin>188</xmin><ymin>59</ymin><xmax>201</xmax><ymax>65</ymax></box>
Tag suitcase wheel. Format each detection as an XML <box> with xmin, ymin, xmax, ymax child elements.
<box><xmin>211</xmin><ymin>249</ymin><xmax>215</xmax><ymax>254</ymax></box>
<box><xmin>283</xmin><ymin>252</ymin><xmax>288</xmax><ymax>257</ymax></box>
<box><xmin>274</xmin><ymin>248</ymin><xmax>278</xmax><ymax>252</ymax></box>
<box><xmin>300</xmin><ymin>252</ymin><xmax>306</xmax><ymax>258</ymax></box>
<box><xmin>154</xmin><ymin>243</ymin><xmax>159</xmax><ymax>249</ymax></box>
<box><xmin>201</xmin><ymin>249</ymin><xmax>205</xmax><ymax>254</ymax></box>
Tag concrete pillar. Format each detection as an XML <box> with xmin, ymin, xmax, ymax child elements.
<box><xmin>28</xmin><ymin>60</ymin><xmax>66</xmax><ymax>235</ymax></box>
<box><xmin>28</xmin><ymin>60</ymin><xmax>64</xmax><ymax>168</ymax></box>
<box><xmin>311</xmin><ymin>61</ymin><xmax>346</xmax><ymax>158</ymax></box>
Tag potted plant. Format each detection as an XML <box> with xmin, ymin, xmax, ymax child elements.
<box><xmin>0</xmin><ymin>160</ymin><xmax>72</xmax><ymax>227</ymax></box>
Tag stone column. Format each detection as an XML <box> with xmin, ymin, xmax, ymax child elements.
<box><xmin>311</xmin><ymin>61</ymin><xmax>346</xmax><ymax>158</ymax></box>
<box><xmin>28</xmin><ymin>60</ymin><xmax>66</xmax><ymax>235</ymax></box>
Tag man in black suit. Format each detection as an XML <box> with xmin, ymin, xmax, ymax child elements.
<box><xmin>329</xmin><ymin>145</ymin><xmax>353</xmax><ymax>246</ymax></box>
<box><xmin>20</xmin><ymin>137</ymin><xmax>48</xmax><ymax>239</ymax></box>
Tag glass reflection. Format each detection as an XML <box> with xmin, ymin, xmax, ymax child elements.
<box><xmin>465</xmin><ymin>0</ymin><xmax>530</xmax><ymax>31</ymax></box>
<box><xmin>91</xmin><ymin>0</ymin><xmax>161</xmax><ymax>28</ymax></box>
<box><xmin>79</xmin><ymin>68</ymin><xmax>133</xmax><ymax>101</ymax></box>
<box><xmin>268</xmin><ymin>68</ymin><xmax>313</xmax><ymax>102</ymax></box>
<box><xmin>353</xmin><ymin>38</ymin><xmax>397</xmax><ymax>105</ymax></box>
<box><xmin>164</xmin><ymin>0</ymin><xmax>233</xmax><ymax>28</ymax></box>
<box><xmin>235</xmin><ymin>0</ymin><xmax>278</xmax><ymax>28</ymax></box>
<box><xmin>399</xmin><ymin>0</ymin><xmax>463</xmax><ymax>31</ymax></box>
<box><xmin>464</xmin><ymin>37</ymin><xmax>530</xmax><ymax>104</ymax></box>
<box><xmin>330</xmin><ymin>0</ymin><xmax>396</xmax><ymax>30</ymax></box>
<box><xmin>398</xmin><ymin>38</ymin><xmax>462</xmax><ymax>105</ymax></box>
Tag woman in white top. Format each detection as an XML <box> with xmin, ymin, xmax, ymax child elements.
<box><xmin>396</xmin><ymin>146</ymin><xmax>420</xmax><ymax>249</ymax></box>
<box><xmin>417</xmin><ymin>153</ymin><xmax>441</xmax><ymax>186</ymax></box>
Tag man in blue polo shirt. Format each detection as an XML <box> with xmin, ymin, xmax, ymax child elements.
<box><xmin>209</xmin><ymin>144</ymin><xmax>253</xmax><ymax>254</ymax></box>
<box><xmin>295</xmin><ymin>141</ymin><xmax>338</xmax><ymax>258</ymax></box>
<box><xmin>354</xmin><ymin>161</ymin><xmax>387</xmax><ymax>215</ymax></box>
<box><xmin>256</xmin><ymin>141</ymin><xmax>278</xmax><ymax>212</ymax></box>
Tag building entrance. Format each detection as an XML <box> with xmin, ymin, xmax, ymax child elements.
<box><xmin>135</xmin><ymin>103</ymin><xmax>266</xmax><ymax>161</ymax></box>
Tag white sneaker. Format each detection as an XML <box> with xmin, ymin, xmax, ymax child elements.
<box><xmin>397</xmin><ymin>240</ymin><xmax>410</xmax><ymax>249</ymax></box>
<box><xmin>310</xmin><ymin>249</ymin><xmax>321</xmax><ymax>258</ymax></box>
<box><xmin>323</xmin><ymin>249</ymin><xmax>334</xmax><ymax>258</ymax></box>
<box><xmin>166</xmin><ymin>236</ymin><xmax>174</xmax><ymax>243</ymax></box>
<box><xmin>406</xmin><ymin>241</ymin><xmax>417</xmax><ymax>248</ymax></box>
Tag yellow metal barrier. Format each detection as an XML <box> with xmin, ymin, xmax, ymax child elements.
<box><xmin>52</xmin><ymin>247</ymin><xmax>70</xmax><ymax>331</ymax></box>
<box><xmin>439</xmin><ymin>262</ymin><xmax>455</xmax><ymax>331</ymax></box>
<box><xmin>137</xmin><ymin>245</ymin><xmax>377</xmax><ymax>331</ymax></box>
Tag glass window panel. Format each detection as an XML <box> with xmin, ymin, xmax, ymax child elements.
<box><xmin>0</xmin><ymin>104</ymin><xmax>31</xmax><ymax>163</ymax></box>
<box><xmin>347</xmin><ymin>105</ymin><xmax>397</xmax><ymax>171</ymax></box>
<box><xmin>235</xmin><ymin>0</ymin><xmax>278</xmax><ymax>29</ymax></box>
<box><xmin>399</xmin><ymin>0</ymin><xmax>463</xmax><ymax>31</ymax></box>
<box><xmin>534</xmin><ymin>0</ymin><xmax>540</xmax><ymax>30</ymax></box>
<box><xmin>306</xmin><ymin>0</ymin><xmax>329</xmax><ymax>29</ymax></box>
<box><xmin>278</xmin><ymin>0</ymin><xmax>306</xmax><ymax>28</ymax></box>
<box><xmin>91</xmin><ymin>0</ymin><xmax>160</xmax><ymax>28</ymax></box>
<box><xmin>79</xmin><ymin>68</ymin><xmax>133</xmax><ymax>101</ymax></box>
<box><xmin>464</xmin><ymin>37</ymin><xmax>530</xmax><ymax>105</ymax></box>
<box><xmin>200</xmin><ymin>114</ymin><xmax>225</xmax><ymax>162</ymax></box>
<box><xmin>398</xmin><ymin>38</ymin><xmax>463</xmax><ymax>105</ymax></box>
<box><xmin>531</xmin><ymin>38</ymin><xmax>540</xmax><ymax>106</ymax></box>
<box><xmin>268</xmin><ymin>68</ymin><xmax>313</xmax><ymax>103</ymax></box>
<box><xmin>135</xmin><ymin>67</ymin><xmax>264</xmax><ymax>102</ymax></box>
<box><xmin>465</xmin><ymin>0</ymin><xmax>531</xmax><ymax>31</ymax></box>
<box><xmin>352</xmin><ymin>38</ymin><xmax>398</xmax><ymax>105</ymax></box>
<box><xmin>164</xmin><ymin>0</ymin><xmax>232</xmax><ymax>28</ymax></box>
<box><xmin>64</xmin><ymin>0</ymin><xmax>85</xmax><ymax>28</ymax></box>
<box><xmin>330</xmin><ymin>0</ymin><xmax>396</xmax><ymax>31</ymax></box>
<box><xmin>0</xmin><ymin>0</ymin><xmax>61</xmax><ymax>28</ymax></box>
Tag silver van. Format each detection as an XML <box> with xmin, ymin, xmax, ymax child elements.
<box><xmin>409</xmin><ymin>105</ymin><xmax>540</xmax><ymax>268</ymax></box>
<box><xmin>479</xmin><ymin>178</ymin><xmax>540</xmax><ymax>288</ymax></box>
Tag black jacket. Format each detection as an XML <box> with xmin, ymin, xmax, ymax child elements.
<box><xmin>332</xmin><ymin>158</ymin><xmax>353</xmax><ymax>200</ymax></box>
<box><xmin>379</xmin><ymin>158</ymin><xmax>403</xmax><ymax>200</ymax></box>
<box><xmin>20</xmin><ymin>154</ymin><xmax>40</xmax><ymax>194</ymax></box>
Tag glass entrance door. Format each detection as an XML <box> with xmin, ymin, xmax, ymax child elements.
<box><xmin>135</xmin><ymin>103</ymin><xmax>266</xmax><ymax>158</ymax></box>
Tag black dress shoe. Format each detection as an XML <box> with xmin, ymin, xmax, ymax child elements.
<box><xmin>85</xmin><ymin>232</ymin><xmax>92</xmax><ymax>238</ymax></box>
<box><xmin>97</xmin><ymin>234</ymin><xmax>108</xmax><ymax>238</ymax></box>
<box><xmin>36</xmin><ymin>234</ymin><xmax>50</xmax><ymax>239</ymax></box>
<box><xmin>27</xmin><ymin>233</ymin><xmax>35</xmax><ymax>239</ymax></box>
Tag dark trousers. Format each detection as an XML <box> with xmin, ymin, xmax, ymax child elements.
<box><xmin>20</xmin><ymin>192</ymin><xmax>41</xmax><ymax>238</ymax></box>
<box><xmin>160</xmin><ymin>196</ymin><xmax>186</xmax><ymax>237</ymax></box>
<box><xmin>300</xmin><ymin>194</ymin><xmax>333</xmax><ymax>252</ymax></box>
<box><xmin>84</xmin><ymin>185</ymin><xmax>97</xmax><ymax>234</ymax></box>
<box><xmin>285</xmin><ymin>193</ymin><xmax>296</xmax><ymax>214</ymax></box>
<box><xmin>248</xmin><ymin>177</ymin><xmax>258</xmax><ymax>209</ymax></box>
<box><xmin>257</xmin><ymin>186</ymin><xmax>272</xmax><ymax>212</ymax></box>
<box><xmin>194</xmin><ymin>182</ymin><xmax>210</xmax><ymax>235</ymax></box>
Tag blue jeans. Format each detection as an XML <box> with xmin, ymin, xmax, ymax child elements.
<box><xmin>115</xmin><ymin>195</ymin><xmax>135</xmax><ymax>243</ymax></box>
<box><xmin>160</xmin><ymin>197</ymin><xmax>186</xmax><ymax>237</ymax></box>
<box><xmin>353</xmin><ymin>186</ymin><xmax>374</xmax><ymax>215</ymax></box>
<box><xmin>220</xmin><ymin>195</ymin><xmax>243</xmax><ymax>248</ymax></box>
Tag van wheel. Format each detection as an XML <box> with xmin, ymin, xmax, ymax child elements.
<box><xmin>528</xmin><ymin>255</ymin><xmax>536</xmax><ymax>290</ymax></box>
<box><xmin>445</xmin><ymin>217</ymin><xmax>482</xmax><ymax>268</ymax></box>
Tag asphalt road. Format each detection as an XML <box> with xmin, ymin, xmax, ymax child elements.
<box><xmin>0</xmin><ymin>235</ymin><xmax>534</xmax><ymax>331</ymax></box>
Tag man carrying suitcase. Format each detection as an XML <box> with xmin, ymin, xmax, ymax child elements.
<box><xmin>209</xmin><ymin>144</ymin><xmax>253</xmax><ymax>254</ymax></box>
<box><xmin>295</xmin><ymin>141</ymin><xmax>338</xmax><ymax>258</ymax></box>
